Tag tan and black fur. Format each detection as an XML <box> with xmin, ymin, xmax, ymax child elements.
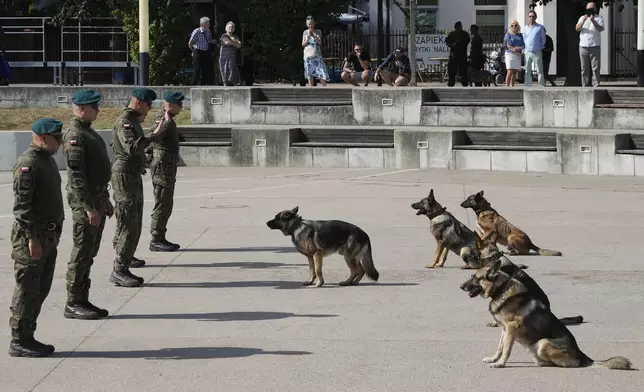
<box><xmin>460</xmin><ymin>190</ymin><xmax>562</xmax><ymax>256</ymax></box>
<box><xmin>459</xmin><ymin>260</ymin><xmax>632</xmax><ymax>370</ymax></box>
<box><xmin>467</xmin><ymin>238</ymin><xmax>583</xmax><ymax>328</ymax></box>
<box><xmin>266</xmin><ymin>206</ymin><xmax>379</xmax><ymax>287</ymax></box>
<box><xmin>411</xmin><ymin>189</ymin><xmax>482</xmax><ymax>269</ymax></box>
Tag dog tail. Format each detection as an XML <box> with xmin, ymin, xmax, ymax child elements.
<box><xmin>531</xmin><ymin>244</ymin><xmax>563</xmax><ymax>256</ymax></box>
<box><xmin>559</xmin><ymin>315</ymin><xmax>583</xmax><ymax>325</ymax></box>
<box><xmin>592</xmin><ymin>356</ymin><xmax>634</xmax><ymax>370</ymax></box>
<box><xmin>360</xmin><ymin>239</ymin><xmax>379</xmax><ymax>281</ymax></box>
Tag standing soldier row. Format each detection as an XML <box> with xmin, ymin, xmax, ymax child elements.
<box><xmin>8</xmin><ymin>87</ymin><xmax>184</xmax><ymax>357</ymax></box>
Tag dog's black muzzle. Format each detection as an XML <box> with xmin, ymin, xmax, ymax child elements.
<box><xmin>266</xmin><ymin>220</ymin><xmax>278</xmax><ymax>229</ymax></box>
<box><xmin>460</xmin><ymin>279</ymin><xmax>483</xmax><ymax>298</ymax></box>
<box><xmin>459</xmin><ymin>200</ymin><xmax>471</xmax><ymax>208</ymax></box>
<box><xmin>411</xmin><ymin>202</ymin><xmax>426</xmax><ymax>215</ymax></box>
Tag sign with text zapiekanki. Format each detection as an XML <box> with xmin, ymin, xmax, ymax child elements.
<box><xmin>414</xmin><ymin>34</ymin><xmax>450</xmax><ymax>64</ymax></box>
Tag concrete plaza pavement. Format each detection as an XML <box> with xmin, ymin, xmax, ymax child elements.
<box><xmin>0</xmin><ymin>166</ymin><xmax>642</xmax><ymax>391</ymax></box>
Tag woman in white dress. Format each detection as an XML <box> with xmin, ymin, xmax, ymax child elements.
<box><xmin>503</xmin><ymin>21</ymin><xmax>525</xmax><ymax>87</ymax></box>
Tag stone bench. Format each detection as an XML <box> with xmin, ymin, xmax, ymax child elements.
<box><xmin>251</xmin><ymin>88</ymin><xmax>353</xmax><ymax>106</ymax></box>
<box><xmin>422</xmin><ymin>88</ymin><xmax>524</xmax><ymax>107</ymax></box>
<box><xmin>615</xmin><ymin>133</ymin><xmax>644</xmax><ymax>155</ymax></box>
<box><xmin>178</xmin><ymin>126</ymin><xmax>232</xmax><ymax>147</ymax></box>
<box><xmin>289</xmin><ymin>128</ymin><xmax>394</xmax><ymax>148</ymax></box>
<box><xmin>452</xmin><ymin>130</ymin><xmax>557</xmax><ymax>152</ymax></box>
<box><xmin>594</xmin><ymin>89</ymin><xmax>644</xmax><ymax>109</ymax></box>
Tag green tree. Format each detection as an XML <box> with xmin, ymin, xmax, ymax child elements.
<box><xmin>237</xmin><ymin>0</ymin><xmax>349</xmax><ymax>82</ymax></box>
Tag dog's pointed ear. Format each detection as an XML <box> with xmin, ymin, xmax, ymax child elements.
<box><xmin>476</xmin><ymin>190</ymin><xmax>484</xmax><ymax>199</ymax></box>
<box><xmin>428</xmin><ymin>189</ymin><xmax>434</xmax><ymax>199</ymax></box>
<box><xmin>291</xmin><ymin>206</ymin><xmax>299</xmax><ymax>215</ymax></box>
<box><xmin>487</xmin><ymin>258</ymin><xmax>502</xmax><ymax>278</ymax></box>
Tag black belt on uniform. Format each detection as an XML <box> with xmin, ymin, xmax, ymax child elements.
<box><xmin>33</xmin><ymin>222</ymin><xmax>61</xmax><ymax>231</ymax></box>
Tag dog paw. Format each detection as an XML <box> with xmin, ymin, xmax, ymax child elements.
<box><xmin>315</xmin><ymin>281</ymin><xmax>324</xmax><ymax>288</ymax></box>
<box><xmin>302</xmin><ymin>281</ymin><xmax>314</xmax><ymax>286</ymax></box>
<box><xmin>482</xmin><ymin>357</ymin><xmax>498</xmax><ymax>363</ymax></box>
<box><xmin>424</xmin><ymin>264</ymin><xmax>435</xmax><ymax>269</ymax></box>
<box><xmin>486</xmin><ymin>322</ymin><xmax>498</xmax><ymax>328</ymax></box>
<box><xmin>489</xmin><ymin>362</ymin><xmax>506</xmax><ymax>368</ymax></box>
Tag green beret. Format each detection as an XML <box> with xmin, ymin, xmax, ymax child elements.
<box><xmin>132</xmin><ymin>87</ymin><xmax>157</xmax><ymax>102</ymax></box>
<box><xmin>163</xmin><ymin>91</ymin><xmax>185</xmax><ymax>104</ymax></box>
<box><xmin>71</xmin><ymin>89</ymin><xmax>101</xmax><ymax>105</ymax></box>
<box><xmin>31</xmin><ymin>118</ymin><xmax>63</xmax><ymax>135</ymax></box>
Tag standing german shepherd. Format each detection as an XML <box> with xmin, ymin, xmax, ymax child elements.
<box><xmin>466</xmin><ymin>238</ymin><xmax>583</xmax><ymax>328</ymax></box>
<box><xmin>411</xmin><ymin>189</ymin><xmax>482</xmax><ymax>269</ymax></box>
<box><xmin>266</xmin><ymin>206</ymin><xmax>379</xmax><ymax>288</ymax></box>
<box><xmin>459</xmin><ymin>260</ymin><xmax>632</xmax><ymax>370</ymax></box>
<box><xmin>460</xmin><ymin>190</ymin><xmax>562</xmax><ymax>256</ymax></box>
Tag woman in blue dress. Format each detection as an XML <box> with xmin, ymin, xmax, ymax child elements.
<box><xmin>302</xmin><ymin>16</ymin><xmax>329</xmax><ymax>87</ymax></box>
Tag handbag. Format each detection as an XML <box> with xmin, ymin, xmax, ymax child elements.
<box><xmin>303</xmin><ymin>45</ymin><xmax>317</xmax><ymax>59</ymax></box>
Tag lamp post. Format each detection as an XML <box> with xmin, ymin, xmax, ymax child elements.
<box><xmin>409</xmin><ymin>0</ymin><xmax>417</xmax><ymax>86</ymax></box>
<box><xmin>139</xmin><ymin>0</ymin><xmax>149</xmax><ymax>86</ymax></box>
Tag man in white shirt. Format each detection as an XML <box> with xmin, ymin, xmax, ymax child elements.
<box><xmin>576</xmin><ymin>2</ymin><xmax>604</xmax><ymax>87</ymax></box>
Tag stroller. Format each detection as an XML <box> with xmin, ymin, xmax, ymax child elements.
<box><xmin>488</xmin><ymin>46</ymin><xmax>506</xmax><ymax>85</ymax></box>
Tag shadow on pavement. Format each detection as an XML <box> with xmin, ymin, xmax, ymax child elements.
<box><xmin>143</xmin><ymin>281</ymin><xmax>419</xmax><ymax>290</ymax></box>
<box><xmin>57</xmin><ymin>347</ymin><xmax>313</xmax><ymax>360</ymax></box>
<box><xmin>145</xmin><ymin>261</ymin><xmax>307</xmax><ymax>269</ymax></box>
<box><xmin>109</xmin><ymin>311</ymin><xmax>338</xmax><ymax>321</ymax></box>
<box><xmin>179</xmin><ymin>247</ymin><xmax>298</xmax><ymax>253</ymax></box>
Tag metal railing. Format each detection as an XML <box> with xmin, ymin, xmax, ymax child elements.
<box><xmin>0</xmin><ymin>16</ymin><xmax>137</xmax><ymax>84</ymax></box>
<box><xmin>613</xmin><ymin>28</ymin><xmax>637</xmax><ymax>77</ymax></box>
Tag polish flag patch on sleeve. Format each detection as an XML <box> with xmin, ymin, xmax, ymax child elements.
<box><xmin>20</xmin><ymin>167</ymin><xmax>30</xmax><ymax>173</ymax></box>
<box><xmin>70</xmin><ymin>139</ymin><xmax>78</xmax><ymax>146</ymax></box>
<box><xmin>123</xmin><ymin>123</ymin><xmax>132</xmax><ymax>128</ymax></box>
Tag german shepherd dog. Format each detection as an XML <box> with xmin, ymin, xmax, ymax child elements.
<box><xmin>468</xmin><ymin>67</ymin><xmax>497</xmax><ymax>87</ymax></box>
<box><xmin>266</xmin><ymin>206</ymin><xmax>379</xmax><ymax>287</ymax></box>
<box><xmin>459</xmin><ymin>260</ymin><xmax>632</xmax><ymax>370</ymax></box>
<box><xmin>411</xmin><ymin>189</ymin><xmax>482</xmax><ymax>269</ymax></box>
<box><xmin>468</xmin><ymin>238</ymin><xmax>584</xmax><ymax>328</ymax></box>
<box><xmin>460</xmin><ymin>190</ymin><xmax>562</xmax><ymax>256</ymax></box>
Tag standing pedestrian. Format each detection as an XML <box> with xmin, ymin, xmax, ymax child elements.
<box><xmin>62</xmin><ymin>90</ymin><xmax>113</xmax><ymax>320</ymax></box>
<box><xmin>445</xmin><ymin>21</ymin><xmax>470</xmax><ymax>87</ymax></box>
<box><xmin>110</xmin><ymin>88</ymin><xmax>168</xmax><ymax>287</ymax></box>
<box><xmin>9</xmin><ymin>118</ymin><xmax>65</xmax><ymax>357</ymax></box>
<box><xmin>219</xmin><ymin>21</ymin><xmax>242</xmax><ymax>86</ymax></box>
<box><xmin>522</xmin><ymin>10</ymin><xmax>546</xmax><ymax>87</ymax></box>
<box><xmin>576</xmin><ymin>1</ymin><xmax>604</xmax><ymax>87</ymax></box>
<box><xmin>148</xmin><ymin>91</ymin><xmax>184</xmax><ymax>252</ymax></box>
<box><xmin>188</xmin><ymin>17</ymin><xmax>215</xmax><ymax>85</ymax></box>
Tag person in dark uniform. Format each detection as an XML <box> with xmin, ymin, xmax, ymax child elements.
<box><xmin>446</xmin><ymin>21</ymin><xmax>470</xmax><ymax>87</ymax></box>
<box><xmin>147</xmin><ymin>91</ymin><xmax>184</xmax><ymax>252</ymax></box>
<box><xmin>9</xmin><ymin>118</ymin><xmax>65</xmax><ymax>357</ymax></box>
<box><xmin>468</xmin><ymin>24</ymin><xmax>486</xmax><ymax>87</ymax></box>
<box><xmin>543</xmin><ymin>31</ymin><xmax>556</xmax><ymax>86</ymax></box>
<box><xmin>62</xmin><ymin>89</ymin><xmax>113</xmax><ymax>320</ymax></box>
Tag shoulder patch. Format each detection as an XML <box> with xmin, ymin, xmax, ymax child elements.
<box><xmin>70</xmin><ymin>139</ymin><xmax>78</xmax><ymax>146</ymax></box>
<box><xmin>123</xmin><ymin>123</ymin><xmax>132</xmax><ymax>129</ymax></box>
<box><xmin>20</xmin><ymin>166</ymin><xmax>30</xmax><ymax>173</ymax></box>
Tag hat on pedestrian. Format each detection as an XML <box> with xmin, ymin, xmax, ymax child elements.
<box><xmin>132</xmin><ymin>87</ymin><xmax>158</xmax><ymax>102</ymax></box>
<box><xmin>163</xmin><ymin>91</ymin><xmax>185</xmax><ymax>104</ymax></box>
<box><xmin>71</xmin><ymin>89</ymin><xmax>102</xmax><ymax>106</ymax></box>
<box><xmin>31</xmin><ymin>118</ymin><xmax>63</xmax><ymax>135</ymax></box>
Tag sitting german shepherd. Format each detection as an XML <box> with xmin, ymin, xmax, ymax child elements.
<box><xmin>411</xmin><ymin>189</ymin><xmax>482</xmax><ymax>269</ymax></box>
<box><xmin>460</xmin><ymin>260</ymin><xmax>632</xmax><ymax>369</ymax></box>
<box><xmin>266</xmin><ymin>206</ymin><xmax>379</xmax><ymax>288</ymax></box>
<box><xmin>460</xmin><ymin>190</ymin><xmax>562</xmax><ymax>256</ymax></box>
<box><xmin>469</xmin><ymin>238</ymin><xmax>583</xmax><ymax>328</ymax></box>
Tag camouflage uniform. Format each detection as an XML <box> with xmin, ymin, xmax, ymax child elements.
<box><xmin>109</xmin><ymin>88</ymin><xmax>159</xmax><ymax>287</ymax></box>
<box><xmin>62</xmin><ymin>91</ymin><xmax>113</xmax><ymax>320</ymax></box>
<box><xmin>148</xmin><ymin>91</ymin><xmax>184</xmax><ymax>252</ymax></box>
<box><xmin>9</xmin><ymin>118</ymin><xmax>64</xmax><ymax>358</ymax></box>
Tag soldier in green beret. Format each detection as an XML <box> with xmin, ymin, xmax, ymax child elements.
<box><xmin>62</xmin><ymin>89</ymin><xmax>114</xmax><ymax>320</ymax></box>
<box><xmin>109</xmin><ymin>87</ymin><xmax>169</xmax><ymax>287</ymax></box>
<box><xmin>147</xmin><ymin>91</ymin><xmax>184</xmax><ymax>252</ymax></box>
<box><xmin>9</xmin><ymin>118</ymin><xmax>65</xmax><ymax>357</ymax></box>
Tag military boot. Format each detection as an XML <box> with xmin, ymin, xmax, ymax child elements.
<box><xmin>9</xmin><ymin>338</ymin><xmax>54</xmax><ymax>358</ymax></box>
<box><xmin>130</xmin><ymin>256</ymin><xmax>146</xmax><ymax>268</ymax></box>
<box><xmin>64</xmin><ymin>302</ymin><xmax>101</xmax><ymax>320</ymax></box>
<box><xmin>150</xmin><ymin>238</ymin><xmax>180</xmax><ymax>252</ymax></box>
<box><xmin>109</xmin><ymin>263</ymin><xmax>143</xmax><ymax>287</ymax></box>
<box><xmin>81</xmin><ymin>279</ymin><xmax>109</xmax><ymax>318</ymax></box>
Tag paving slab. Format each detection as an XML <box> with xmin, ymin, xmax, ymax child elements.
<box><xmin>0</xmin><ymin>166</ymin><xmax>642</xmax><ymax>392</ymax></box>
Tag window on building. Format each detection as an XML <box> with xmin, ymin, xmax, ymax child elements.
<box><xmin>475</xmin><ymin>7</ymin><xmax>507</xmax><ymax>43</ymax></box>
<box><xmin>407</xmin><ymin>0</ymin><xmax>438</xmax><ymax>34</ymax></box>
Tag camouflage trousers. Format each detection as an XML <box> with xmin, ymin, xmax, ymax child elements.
<box><xmin>66</xmin><ymin>205</ymin><xmax>106</xmax><ymax>304</ymax></box>
<box><xmin>9</xmin><ymin>223</ymin><xmax>60</xmax><ymax>340</ymax></box>
<box><xmin>111</xmin><ymin>172</ymin><xmax>143</xmax><ymax>269</ymax></box>
<box><xmin>149</xmin><ymin>152</ymin><xmax>178</xmax><ymax>241</ymax></box>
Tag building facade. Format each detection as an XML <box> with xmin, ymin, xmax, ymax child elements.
<box><xmin>356</xmin><ymin>0</ymin><xmax>639</xmax><ymax>77</ymax></box>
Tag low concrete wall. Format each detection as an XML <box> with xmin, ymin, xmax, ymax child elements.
<box><xmin>189</xmin><ymin>86</ymin><xmax>644</xmax><ymax>129</ymax></box>
<box><xmin>0</xmin><ymin>86</ymin><xmax>192</xmax><ymax>109</ymax></box>
<box><xmin>3</xmin><ymin>127</ymin><xmax>644</xmax><ymax>177</ymax></box>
